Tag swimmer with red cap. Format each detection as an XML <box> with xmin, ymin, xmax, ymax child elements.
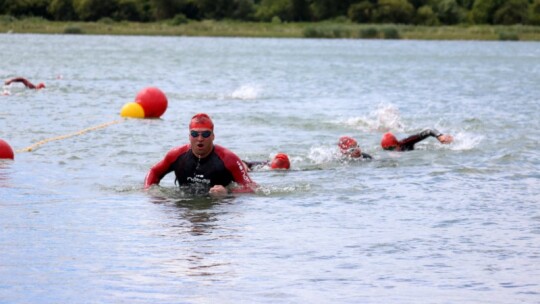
<box><xmin>381</xmin><ymin>129</ymin><xmax>453</xmax><ymax>151</ymax></box>
<box><xmin>5</xmin><ymin>77</ymin><xmax>45</xmax><ymax>90</ymax></box>
<box><xmin>243</xmin><ymin>153</ymin><xmax>291</xmax><ymax>171</ymax></box>
<box><xmin>338</xmin><ymin>136</ymin><xmax>372</xmax><ymax>160</ymax></box>
<box><xmin>145</xmin><ymin>113</ymin><xmax>257</xmax><ymax>197</ymax></box>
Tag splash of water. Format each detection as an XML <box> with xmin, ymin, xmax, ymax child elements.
<box><xmin>231</xmin><ymin>84</ymin><xmax>261</xmax><ymax>100</ymax></box>
<box><xmin>371</xmin><ymin>104</ymin><xmax>405</xmax><ymax>132</ymax></box>
<box><xmin>333</xmin><ymin>104</ymin><xmax>405</xmax><ymax>132</ymax></box>
<box><xmin>2</xmin><ymin>85</ymin><xmax>11</xmax><ymax>96</ymax></box>
<box><xmin>307</xmin><ymin>146</ymin><xmax>339</xmax><ymax>165</ymax></box>
<box><xmin>449</xmin><ymin>132</ymin><xmax>484</xmax><ymax>151</ymax></box>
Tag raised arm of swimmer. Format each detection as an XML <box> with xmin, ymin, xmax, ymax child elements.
<box><xmin>5</xmin><ymin>77</ymin><xmax>45</xmax><ymax>89</ymax></box>
<box><xmin>381</xmin><ymin>129</ymin><xmax>453</xmax><ymax>151</ymax></box>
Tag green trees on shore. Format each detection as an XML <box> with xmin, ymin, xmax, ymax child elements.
<box><xmin>1</xmin><ymin>0</ymin><xmax>539</xmax><ymax>25</ymax></box>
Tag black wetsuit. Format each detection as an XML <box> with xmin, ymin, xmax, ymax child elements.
<box><xmin>145</xmin><ymin>144</ymin><xmax>254</xmax><ymax>193</ymax></box>
<box><xmin>397</xmin><ymin>129</ymin><xmax>442</xmax><ymax>151</ymax></box>
<box><xmin>360</xmin><ymin>152</ymin><xmax>373</xmax><ymax>159</ymax></box>
<box><xmin>243</xmin><ymin>160</ymin><xmax>269</xmax><ymax>171</ymax></box>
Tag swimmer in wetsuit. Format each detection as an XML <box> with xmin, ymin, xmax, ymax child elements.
<box><xmin>243</xmin><ymin>153</ymin><xmax>291</xmax><ymax>171</ymax></box>
<box><xmin>5</xmin><ymin>77</ymin><xmax>45</xmax><ymax>90</ymax></box>
<box><xmin>338</xmin><ymin>136</ymin><xmax>372</xmax><ymax>160</ymax></box>
<box><xmin>381</xmin><ymin>129</ymin><xmax>453</xmax><ymax>151</ymax></box>
<box><xmin>144</xmin><ymin>113</ymin><xmax>256</xmax><ymax>197</ymax></box>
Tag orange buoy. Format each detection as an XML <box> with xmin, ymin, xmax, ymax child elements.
<box><xmin>135</xmin><ymin>87</ymin><xmax>168</xmax><ymax>118</ymax></box>
<box><xmin>0</xmin><ymin>139</ymin><xmax>14</xmax><ymax>160</ymax></box>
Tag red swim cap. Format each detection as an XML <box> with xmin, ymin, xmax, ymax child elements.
<box><xmin>338</xmin><ymin>136</ymin><xmax>360</xmax><ymax>153</ymax></box>
<box><xmin>36</xmin><ymin>83</ymin><xmax>45</xmax><ymax>89</ymax></box>
<box><xmin>270</xmin><ymin>153</ymin><xmax>290</xmax><ymax>170</ymax></box>
<box><xmin>189</xmin><ymin>113</ymin><xmax>214</xmax><ymax>130</ymax></box>
<box><xmin>381</xmin><ymin>132</ymin><xmax>398</xmax><ymax>149</ymax></box>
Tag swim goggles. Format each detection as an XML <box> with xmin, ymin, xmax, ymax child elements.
<box><xmin>190</xmin><ymin>130</ymin><xmax>212</xmax><ymax>138</ymax></box>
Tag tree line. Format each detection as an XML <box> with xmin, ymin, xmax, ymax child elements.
<box><xmin>1</xmin><ymin>0</ymin><xmax>539</xmax><ymax>26</ymax></box>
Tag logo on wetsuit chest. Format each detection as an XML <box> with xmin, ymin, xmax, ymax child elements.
<box><xmin>187</xmin><ymin>174</ymin><xmax>211</xmax><ymax>185</ymax></box>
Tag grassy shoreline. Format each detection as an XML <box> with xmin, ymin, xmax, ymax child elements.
<box><xmin>2</xmin><ymin>18</ymin><xmax>540</xmax><ymax>41</ymax></box>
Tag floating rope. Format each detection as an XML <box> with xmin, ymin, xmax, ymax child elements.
<box><xmin>16</xmin><ymin>119</ymin><xmax>124</xmax><ymax>153</ymax></box>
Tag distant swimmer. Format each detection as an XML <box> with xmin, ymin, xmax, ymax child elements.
<box><xmin>381</xmin><ymin>129</ymin><xmax>453</xmax><ymax>151</ymax></box>
<box><xmin>144</xmin><ymin>113</ymin><xmax>256</xmax><ymax>197</ymax></box>
<box><xmin>338</xmin><ymin>136</ymin><xmax>372</xmax><ymax>160</ymax></box>
<box><xmin>243</xmin><ymin>153</ymin><xmax>291</xmax><ymax>171</ymax></box>
<box><xmin>4</xmin><ymin>77</ymin><xmax>45</xmax><ymax>90</ymax></box>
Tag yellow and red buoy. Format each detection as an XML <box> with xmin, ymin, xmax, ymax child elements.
<box><xmin>120</xmin><ymin>87</ymin><xmax>168</xmax><ymax>119</ymax></box>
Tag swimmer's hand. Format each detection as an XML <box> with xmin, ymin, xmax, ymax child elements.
<box><xmin>209</xmin><ymin>185</ymin><xmax>228</xmax><ymax>198</ymax></box>
<box><xmin>437</xmin><ymin>134</ymin><xmax>454</xmax><ymax>144</ymax></box>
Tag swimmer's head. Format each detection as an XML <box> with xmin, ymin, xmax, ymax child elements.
<box><xmin>36</xmin><ymin>83</ymin><xmax>45</xmax><ymax>89</ymax></box>
<box><xmin>338</xmin><ymin>136</ymin><xmax>362</xmax><ymax>158</ymax></box>
<box><xmin>381</xmin><ymin>132</ymin><xmax>398</xmax><ymax>150</ymax></box>
<box><xmin>189</xmin><ymin>113</ymin><xmax>215</xmax><ymax>158</ymax></box>
<box><xmin>270</xmin><ymin>153</ymin><xmax>290</xmax><ymax>170</ymax></box>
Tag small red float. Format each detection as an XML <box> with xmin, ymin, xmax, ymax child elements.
<box><xmin>0</xmin><ymin>139</ymin><xmax>14</xmax><ymax>160</ymax></box>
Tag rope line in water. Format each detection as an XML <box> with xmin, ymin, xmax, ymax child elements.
<box><xmin>16</xmin><ymin>119</ymin><xmax>125</xmax><ymax>153</ymax></box>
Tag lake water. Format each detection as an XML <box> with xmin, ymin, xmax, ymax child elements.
<box><xmin>1</xmin><ymin>34</ymin><xmax>539</xmax><ymax>303</ymax></box>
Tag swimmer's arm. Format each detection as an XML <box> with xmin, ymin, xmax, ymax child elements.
<box><xmin>420</xmin><ymin>129</ymin><xmax>453</xmax><ymax>144</ymax></box>
<box><xmin>398</xmin><ymin>132</ymin><xmax>429</xmax><ymax>150</ymax></box>
<box><xmin>400</xmin><ymin>129</ymin><xmax>454</xmax><ymax>150</ymax></box>
<box><xmin>144</xmin><ymin>147</ymin><xmax>183</xmax><ymax>188</ymax></box>
<box><xmin>5</xmin><ymin>77</ymin><xmax>35</xmax><ymax>89</ymax></box>
<box><xmin>398</xmin><ymin>129</ymin><xmax>440</xmax><ymax>150</ymax></box>
<box><xmin>242</xmin><ymin>160</ymin><xmax>269</xmax><ymax>171</ymax></box>
<box><xmin>144</xmin><ymin>160</ymin><xmax>171</xmax><ymax>188</ymax></box>
<box><xmin>229</xmin><ymin>162</ymin><xmax>257</xmax><ymax>193</ymax></box>
<box><xmin>217</xmin><ymin>147</ymin><xmax>257</xmax><ymax>193</ymax></box>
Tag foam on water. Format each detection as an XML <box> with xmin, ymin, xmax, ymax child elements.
<box><xmin>307</xmin><ymin>145</ymin><xmax>339</xmax><ymax>165</ymax></box>
<box><xmin>449</xmin><ymin>131</ymin><xmax>484</xmax><ymax>151</ymax></box>
<box><xmin>256</xmin><ymin>183</ymin><xmax>312</xmax><ymax>196</ymax></box>
<box><xmin>230</xmin><ymin>84</ymin><xmax>261</xmax><ymax>100</ymax></box>
<box><xmin>334</xmin><ymin>103</ymin><xmax>406</xmax><ymax>132</ymax></box>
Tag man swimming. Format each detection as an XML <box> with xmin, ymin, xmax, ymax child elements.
<box><xmin>144</xmin><ymin>113</ymin><xmax>256</xmax><ymax>197</ymax></box>
<box><xmin>381</xmin><ymin>129</ymin><xmax>453</xmax><ymax>151</ymax></box>
<box><xmin>338</xmin><ymin>136</ymin><xmax>372</xmax><ymax>159</ymax></box>
<box><xmin>4</xmin><ymin>77</ymin><xmax>45</xmax><ymax>90</ymax></box>
<box><xmin>243</xmin><ymin>153</ymin><xmax>291</xmax><ymax>171</ymax></box>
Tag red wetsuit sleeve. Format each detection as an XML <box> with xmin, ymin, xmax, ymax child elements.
<box><xmin>6</xmin><ymin>77</ymin><xmax>35</xmax><ymax>89</ymax></box>
<box><xmin>214</xmin><ymin>145</ymin><xmax>256</xmax><ymax>193</ymax></box>
<box><xmin>144</xmin><ymin>145</ymin><xmax>190</xmax><ymax>188</ymax></box>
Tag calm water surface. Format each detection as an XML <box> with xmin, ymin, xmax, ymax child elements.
<box><xmin>1</xmin><ymin>34</ymin><xmax>539</xmax><ymax>303</ymax></box>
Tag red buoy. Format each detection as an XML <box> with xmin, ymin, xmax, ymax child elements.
<box><xmin>135</xmin><ymin>87</ymin><xmax>168</xmax><ymax>118</ymax></box>
<box><xmin>0</xmin><ymin>139</ymin><xmax>14</xmax><ymax>160</ymax></box>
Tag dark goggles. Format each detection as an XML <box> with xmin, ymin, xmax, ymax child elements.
<box><xmin>190</xmin><ymin>130</ymin><xmax>212</xmax><ymax>138</ymax></box>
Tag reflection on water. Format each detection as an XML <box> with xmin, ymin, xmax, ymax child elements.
<box><xmin>0</xmin><ymin>162</ymin><xmax>12</xmax><ymax>188</ymax></box>
<box><xmin>148</xmin><ymin>187</ymin><xmax>230</xmax><ymax>235</ymax></box>
<box><xmin>147</xmin><ymin>188</ymin><xmax>238</xmax><ymax>277</ymax></box>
